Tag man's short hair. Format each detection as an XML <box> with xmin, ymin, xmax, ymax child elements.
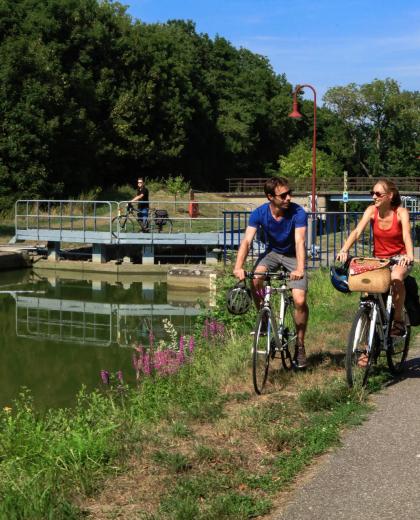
<box><xmin>264</xmin><ymin>177</ymin><xmax>289</xmax><ymax>198</ymax></box>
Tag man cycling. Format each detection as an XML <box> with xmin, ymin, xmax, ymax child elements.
<box><xmin>233</xmin><ymin>177</ymin><xmax>309</xmax><ymax>369</ymax></box>
<box><xmin>130</xmin><ymin>177</ymin><xmax>149</xmax><ymax>232</ymax></box>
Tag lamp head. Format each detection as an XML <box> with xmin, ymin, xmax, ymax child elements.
<box><xmin>288</xmin><ymin>99</ymin><xmax>303</xmax><ymax>119</ymax></box>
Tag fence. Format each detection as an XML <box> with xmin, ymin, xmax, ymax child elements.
<box><xmin>226</xmin><ymin>177</ymin><xmax>420</xmax><ymax>193</ymax></box>
<box><xmin>222</xmin><ymin>210</ymin><xmax>420</xmax><ymax>267</ymax></box>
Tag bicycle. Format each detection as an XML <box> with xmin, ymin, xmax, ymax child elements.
<box><xmin>246</xmin><ymin>268</ymin><xmax>296</xmax><ymax>395</ymax></box>
<box><xmin>112</xmin><ymin>204</ymin><xmax>173</xmax><ymax>235</ymax></box>
<box><xmin>345</xmin><ymin>259</ymin><xmax>411</xmax><ymax>388</ymax></box>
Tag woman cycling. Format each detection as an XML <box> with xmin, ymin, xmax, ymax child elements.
<box><xmin>337</xmin><ymin>178</ymin><xmax>414</xmax><ymax>338</ymax></box>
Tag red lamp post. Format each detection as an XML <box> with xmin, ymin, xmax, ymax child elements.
<box><xmin>288</xmin><ymin>84</ymin><xmax>317</xmax><ymax>213</ymax></box>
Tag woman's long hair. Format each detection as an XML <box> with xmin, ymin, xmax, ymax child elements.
<box><xmin>376</xmin><ymin>178</ymin><xmax>402</xmax><ymax>208</ymax></box>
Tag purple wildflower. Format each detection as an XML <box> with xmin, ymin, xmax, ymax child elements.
<box><xmin>117</xmin><ymin>370</ymin><xmax>123</xmax><ymax>383</ymax></box>
<box><xmin>188</xmin><ymin>336</ymin><xmax>195</xmax><ymax>354</ymax></box>
<box><xmin>178</xmin><ymin>335</ymin><xmax>185</xmax><ymax>363</ymax></box>
<box><xmin>100</xmin><ymin>370</ymin><xmax>110</xmax><ymax>385</ymax></box>
<box><xmin>142</xmin><ymin>352</ymin><xmax>151</xmax><ymax>376</ymax></box>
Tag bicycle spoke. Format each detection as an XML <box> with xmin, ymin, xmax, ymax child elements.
<box><xmin>346</xmin><ymin>308</ymin><xmax>374</xmax><ymax>388</ymax></box>
<box><xmin>387</xmin><ymin>307</ymin><xmax>411</xmax><ymax>375</ymax></box>
<box><xmin>278</xmin><ymin>302</ymin><xmax>296</xmax><ymax>370</ymax></box>
<box><xmin>253</xmin><ymin>308</ymin><xmax>272</xmax><ymax>394</ymax></box>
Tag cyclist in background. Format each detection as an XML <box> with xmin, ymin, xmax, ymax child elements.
<box><xmin>233</xmin><ymin>177</ymin><xmax>309</xmax><ymax>369</ymax></box>
<box><xmin>337</xmin><ymin>178</ymin><xmax>414</xmax><ymax>337</ymax></box>
<box><xmin>130</xmin><ymin>177</ymin><xmax>149</xmax><ymax>231</ymax></box>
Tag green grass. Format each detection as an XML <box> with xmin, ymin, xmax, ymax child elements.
<box><xmin>0</xmin><ymin>266</ymin><xmax>418</xmax><ymax>518</ymax></box>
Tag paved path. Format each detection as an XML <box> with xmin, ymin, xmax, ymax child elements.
<box><xmin>275</xmin><ymin>334</ymin><xmax>420</xmax><ymax>520</ymax></box>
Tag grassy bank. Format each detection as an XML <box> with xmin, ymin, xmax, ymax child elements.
<box><xmin>0</xmin><ymin>266</ymin><xmax>418</xmax><ymax>519</ymax></box>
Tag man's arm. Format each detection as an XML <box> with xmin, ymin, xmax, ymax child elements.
<box><xmin>233</xmin><ymin>226</ymin><xmax>257</xmax><ymax>280</ymax></box>
<box><xmin>290</xmin><ymin>226</ymin><xmax>306</xmax><ymax>280</ymax></box>
<box><xmin>131</xmin><ymin>192</ymin><xmax>144</xmax><ymax>203</ymax></box>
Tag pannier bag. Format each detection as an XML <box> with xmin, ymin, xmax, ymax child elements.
<box><xmin>154</xmin><ymin>209</ymin><xmax>169</xmax><ymax>226</ymax></box>
<box><xmin>348</xmin><ymin>257</ymin><xmax>391</xmax><ymax>293</ymax></box>
<box><xmin>404</xmin><ymin>275</ymin><xmax>420</xmax><ymax>326</ymax></box>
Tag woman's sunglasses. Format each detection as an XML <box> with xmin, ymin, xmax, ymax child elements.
<box><xmin>274</xmin><ymin>189</ymin><xmax>293</xmax><ymax>200</ymax></box>
<box><xmin>370</xmin><ymin>191</ymin><xmax>387</xmax><ymax>198</ymax></box>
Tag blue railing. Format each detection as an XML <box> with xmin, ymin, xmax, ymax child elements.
<box><xmin>223</xmin><ymin>211</ymin><xmax>420</xmax><ymax>266</ymax></box>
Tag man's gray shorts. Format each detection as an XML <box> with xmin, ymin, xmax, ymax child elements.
<box><xmin>253</xmin><ymin>251</ymin><xmax>308</xmax><ymax>291</ymax></box>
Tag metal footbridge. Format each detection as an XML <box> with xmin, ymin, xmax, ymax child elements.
<box><xmin>14</xmin><ymin>199</ymin><xmax>253</xmax><ymax>264</ymax></box>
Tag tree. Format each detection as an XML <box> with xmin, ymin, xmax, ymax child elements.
<box><xmin>278</xmin><ymin>141</ymin><xmax>341</xmax><ymax>179</ymax></box>
<box><xmin>323</xmin><ymin>79</ymin><xmax>420</xmax><ymax>178</ymax></box>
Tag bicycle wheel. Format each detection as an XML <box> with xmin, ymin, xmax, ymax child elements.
<box><xmin>387</xmin><ymin>307</ymin><xmax>411</xmax><ymax>375</ymax></box>
<box><xmin>252</xmin><ymin>307</ymin><xmax>273</xmax><ymax>394</ymax></box>
<box><xmin>112</xmin><ymin>215</ymin><xmax>136</xmax><ymax>234</ymax></box>
<box><xmin>165</xmin><ymin>218</ymin><xmax>173</xmax><ymax>233</ymax></box>
<box><xmin>346</xmin><ymin>307</ymin><xmax>377</xmax><ymax>387</ymax></box>
<box><xmin>278</xmin><ymin>301</ymin><xmax>295</xmax><ymax>370</ymax></box>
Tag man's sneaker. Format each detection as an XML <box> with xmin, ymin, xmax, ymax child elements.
<box><xmin>293</xmin><ymin>345</ymin><xmax>307</xmax><ymax>369</ymax></box>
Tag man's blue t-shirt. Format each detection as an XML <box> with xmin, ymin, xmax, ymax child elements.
<box><xmin>248</xmin><ymin>202</ymin><xmax>307</xmax><ymax>255</ymax></box>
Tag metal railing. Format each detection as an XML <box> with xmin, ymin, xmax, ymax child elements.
<box><xmin>222</xmin><ymin>210</ymin><xmax>420</xmax><ymax>266</ymax></box>
<box><xmin>226</xmin><ymin>177</ymin><xmax>420</xmax><ymax>193</ymax></box>
<box><xmin>14</xmin><ymin>200</ymin><xmax>420</xmax><ymax>266</ymax></box>
<box><xmin>14</xmin><ymin>199</ymin><xmax>256</xmax><ymax>244</ymax></box>
<box><xmin>15</xmin><ymin>200</ymin><xmax>117</xmax><ymax>242</ymax></box>
<box><xmin>114</xmin><ymin>200</ymin><xmax>256</xmax><ymax>235</ymax></box>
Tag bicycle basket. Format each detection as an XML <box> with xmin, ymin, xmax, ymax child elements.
<box><xmin>226</xmin><ymin>281</ymin><xmax>252</xmax><ymax>315</ymax></box>
<box><xmin>348</xmin><ymin>257</ymin><xmax>391</xmax><ymax>293</ymax></box>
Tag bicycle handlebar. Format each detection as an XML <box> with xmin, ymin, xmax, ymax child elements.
<box><xmin>244</xmin><ymin>270</ymin><xmax>289</xmax><ymax>281</ymax></box>
<box><xmin>336</xmin><ymin>256</ymin><xmax>413</xmax><ymax>270</ymax></box>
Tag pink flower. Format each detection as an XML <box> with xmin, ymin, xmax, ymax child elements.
<box><xmin>188</xmin><ymin>336</ymin><xmax>195</xmax><ymax>354</ymax></box>
<box><xmin>100</xmin><ymin>370</ymin><xmax>110</xmax><ymax>385</ymax></box>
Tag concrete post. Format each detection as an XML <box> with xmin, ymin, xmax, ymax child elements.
<box><xmin>92</xmin><ymin>243</ymin><xmax>106</xmax><ymax>263</ymax></box>
<box><xmin>47</xmin><ymin>241</ymin><xmax>60</xmax><ymax>262</ymax></box>
<box><xmin>142</xmin><ymin>245</ymin><xmax>155</xmax><ymax>265</ymax></box>
<box><xmin>206</xmin><ymin>249</ymin><xmax>218</xmax><ymax>265</ymax></box>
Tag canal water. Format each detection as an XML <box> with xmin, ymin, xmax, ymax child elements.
<box><xmin>0</xmin><ymin>269</ymin><xmax>211</xmax><ymax>410</ymax></box>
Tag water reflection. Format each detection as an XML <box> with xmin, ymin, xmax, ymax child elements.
<box><xmin>0</xmin><ymin>269</ymin><xmax>210</xmax><ymax>409</ymax></box>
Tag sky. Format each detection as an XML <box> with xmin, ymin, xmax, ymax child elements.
<box><xmin>124</xmin><ymin>0</ymin><xmax>420</xmax><ymax>102</ymax></box>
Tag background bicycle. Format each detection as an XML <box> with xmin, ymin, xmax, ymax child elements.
<box><xmin>112</xmin><ymin>204</ymin><xmax>173</xmax><ymax>235</ymax></box>
<box><xmin>246</xmin><ymin>269</ymin><xmax>296</xmax><ymax>394</ymax></box>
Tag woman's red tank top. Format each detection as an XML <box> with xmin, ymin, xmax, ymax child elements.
<box><xmin>372</xmin><ymin>207</ymin><xmax>406</xmax><ymax>258</ymax></box>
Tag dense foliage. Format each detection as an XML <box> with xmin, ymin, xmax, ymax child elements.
<box><xmin>0</xmin><ymin>0</ymin><xmax>419</xmax><ymax>207</ymax></box>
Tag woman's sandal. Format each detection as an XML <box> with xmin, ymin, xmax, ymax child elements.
<box><xmin>390</xmin><ymin>320</ymin><xmax>406</xmax><ymax>337</ymax></box>
<box><xmin>357</xmin><ymin>353</ymin><xmax>369</xmax><ymax>368</ymax></box>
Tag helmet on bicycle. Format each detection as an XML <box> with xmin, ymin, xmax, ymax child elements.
<box><xmin>330</xmin><ymin>264</ymin><xmax>350</xmax><ymax>294</ymax></box>
<box><xmin>226</xmin><ymin>281</ymin><xmax>252</xmax><ymax>315</ymax></box>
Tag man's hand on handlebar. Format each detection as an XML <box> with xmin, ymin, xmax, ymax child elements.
<box><xmin>233</xmin><ymin>267</ymin><xmax>246</xmax><ymax>281</ymax></box>
<box><xmin>290</xmin><ymin>269</ymin><xmax>304</xmax><ymax>280</ymax></box>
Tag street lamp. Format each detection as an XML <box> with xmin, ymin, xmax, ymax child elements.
<box><xmin>288</xmin><ymin>84</ymin><xmax>317</xmax><ymax>213</ymax></box>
